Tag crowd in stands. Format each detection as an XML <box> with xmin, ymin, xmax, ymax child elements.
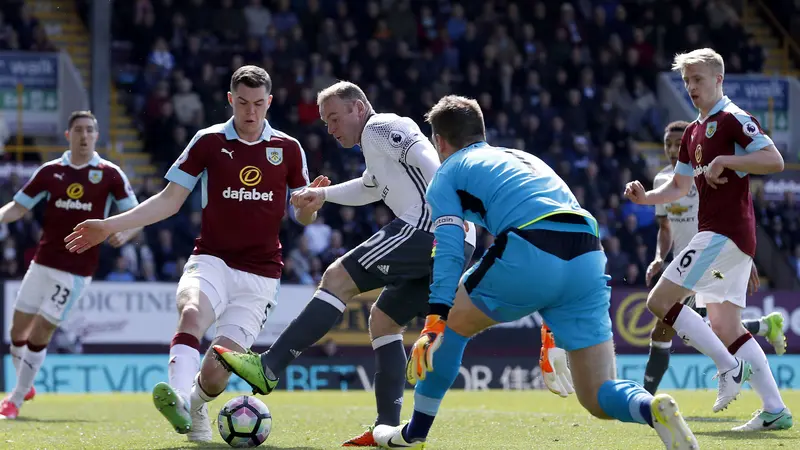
<box><xmin>0</xmin><ymin>0</ymin><xmax>797</xmax><ymax>289</ymax></box>
<box><xmin>0</xmin><ymin>2</ymin><xmax>56</xmax><ymax>52</ymax></box>
<box><xmin>754</xmin><ymin>189</ymin><xmax>800</xmax><ymax>279</ymax></box>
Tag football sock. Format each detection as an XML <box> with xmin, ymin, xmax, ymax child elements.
<box><xmin>372</xmin><ymin>334</ymin><xmax>406</xmax><ymax>426</ymax></box>
<box><xmin>664</xmin><ymin>303</ymin><xmax>737</xmax><ymax>371</ymax></box>
<box><xmin>10</xmin><ymin>340</ymin><xmax>26</xmax><ymax>373</ymax></box>
<box><xmin>643</xmin><ymin>340</ymin><xmax>671</xmax><ymax>395</ymax></box>
<box><xmin>169</xmin><ymin>333</ymin><xmax>201</xmax><ymax>400</ymax></box>
<box><xmin>260</xmin><ymin>289</ymin><xmax>345</xmax><ymax>379</ymax></box>
<box><xmin>10</xmin><ymin>343</ymin><xmax>47</xmax><ymax>407</ymax></box>
<box><xmin>731</xmin><ymin>333</ymin><xmax>785</xmax><ymax>414</ymax></box>
<box><xmin>404</xmin><ymin>327</ymin><xmax>469</xmax><ymax>441</ymax></box>
<box><xmin>597</xmin><ymin>380</ymin><xmax>654</xmax><ymax>426</ymax></box>
<box><xmin>742</xmin><ymin>319</ymin><xmax>764</xmax><ymax>336</ymax></box>
<box><xmin>190</xmin><ymin>373</ymin><xmax>219</xmax><ymax>411</ymax></box>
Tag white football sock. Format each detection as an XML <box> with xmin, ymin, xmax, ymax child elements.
<box><xmin>734</xmin><ymin>337</ymin><xmax>785</xmax><ymax>414</ymax></box>
<box><xmin>10</xmin><ymin>343</ymin><xmax>25</xmax><ymax>374</ymax></box>
<box><xmin>10</xmin><ymin>347</ymin><xmax>47</xmax><ymax>407</ymax></box>
<box><xmin>168</xmin><ymin>344</ymin><xmax>200</xmax><ymax>401</ymax></box>
<box><xmin>672</xmin><ymin>305</ymin><xmax>737</xmax><ymax>372</ymax></box>
<box><xmin>190</xmin><ymin>373</ymin><xmax>219</xmax><ymax>412</ymax></box>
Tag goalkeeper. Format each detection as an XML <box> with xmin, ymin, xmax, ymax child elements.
<box><xmin>371</xmin><ymin>95</ymin><xmax>698</xmax><ymax>450</ymax></box>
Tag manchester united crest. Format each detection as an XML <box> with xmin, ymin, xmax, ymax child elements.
<box><xmin>705</xmin><ymin>121</ymin><xmax>717</xmax><ymax>138</ymax></box>
<box><xmin>266</xmin><ymin>147</ymin><xmax>283</xmax><ymax>166</ymax></box>
<box><xmin>88</xmin><ymin>169</ymin><xmax>103</xmax><ymax>184</ymax></box>
<box><xmin>695</xmin><ymin>144</ymin><xmax>702</xmax><ymax>164</ymax></box>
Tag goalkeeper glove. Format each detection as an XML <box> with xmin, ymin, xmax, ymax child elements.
<box><xmin>406</xmin><ymin>314</ymin><xmax>447</xmax><ymax>385</ymax></box>
<box><xmin>539</xmin><ymin>324</ymin><xmax>574</xmax><ymax>397</ymax></box>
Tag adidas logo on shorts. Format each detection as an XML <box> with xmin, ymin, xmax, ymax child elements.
<box><xmin>377</xmin><ymin>265</ymin><xmax>390</xmax><ymax>275</ymax></box>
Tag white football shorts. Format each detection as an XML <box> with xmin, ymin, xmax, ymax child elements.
<box><xmin>663</xmin><ymin>231</ymin><xmax>752</xmax><ymax>308</ymax></box>
<box><xmin>176</xmin><ymin>254</ymin><xmax>278</xmax><ymax>349</ymax></box>
<box><xmin>14</xmin><ymin>261</ymin><xmax>93</xmax><ymax>325</ymax></box>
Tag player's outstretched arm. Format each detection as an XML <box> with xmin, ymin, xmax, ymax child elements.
<box><xmin>65</xmin><ymin>182</ymin><xmax>191</xmax><ymax>254</ymax></box>
<box><xmin>625</xmin><ymin>173</ymin><xmax>692</xmax><ymax>206</ymax></box>
<box><xmin>0</xmin><ymin>201</ymin><xmax>29</xmax><ymax>224</ymax></box>
<box><xmin>318</xmin><ymin>175</ymin><xmax>382</xmax><ymax>207</ymax></box>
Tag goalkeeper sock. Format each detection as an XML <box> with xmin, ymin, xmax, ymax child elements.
<box><xmin>372</xmin><ymin>334</ymin><xmax>406</xmax><ymax>426</ymax></box>
<box><xmin>261</xmin><ymin>289</ymin><xmax>345</xmax><ymax>378</ymax></box>
<box><xmin>643</xmin><ymin>341</ymin><xmax>671</xmax><ymax>395</ymax></box>
<box><xmin>405</xmin><ymin>327</ymin><xmax>469</xmax><ymax>441</ymax></box>
<box><xmin>597</xmin><ymin>380</ymin><xmax>654</xmax><ymax>426</ymax></box>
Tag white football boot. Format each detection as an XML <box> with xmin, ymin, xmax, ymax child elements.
<box><xmin>712</xmin><ymin>358</ymin><xmax>751</xmax><ymax>413</ymax></box>
<box><xmin>373</xmin><ymin>424</ymin><xmax>426</xmax><ymax>449</ymax></box>
<box><xmin>188</xmin><ymin>402</ymin><xmax>213</xmax><ymax>443</ymax></box>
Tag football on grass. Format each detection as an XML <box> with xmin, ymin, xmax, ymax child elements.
<box><xmin>218</xmin><ymin>395</ymin><xmax>272</xmax><ymax>448</ymax></box>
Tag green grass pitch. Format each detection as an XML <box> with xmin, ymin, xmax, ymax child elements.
<box><xmin>0</xmin><ymin>390</ymin><xmax>797</xmax><ymax>449</ymax></box>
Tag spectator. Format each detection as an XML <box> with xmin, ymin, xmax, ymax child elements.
<box><xmin>303</xmin><ymin>215</ymin><xmax>332</xmax><ymax>256</ymax></box>
<box><xmin>243</xmin><ymin>0</ymin><xmax>271</xmax><ymax>38</ymax></box>
<box><xmin>0</xmin><ymin>0</ymin><xmax>759</xmax><ymax>288</ymax></box>
<box><xmin>605</xmin><ymin>236</ymin><xmax>630</xmax><ymax>284</ymax></box>
<box><xmin>172</xmin><ymin>77</ymin><xmax>203</xmax><ymax>128</ymax></box>
<box><xmin>106</xmin><ymin>256</ymin><xmax>137</xmax><ymax>282</ymax></box>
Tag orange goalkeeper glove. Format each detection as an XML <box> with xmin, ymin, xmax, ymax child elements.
<box><xmin>539</xmin><ymin>324</ymin><xmax>574</xmax><ymax>397</ymax></box>
<box><xmin>406</xmin><ymin>314</ymin><xmax>447</xmax><ymax>385</ymax></box>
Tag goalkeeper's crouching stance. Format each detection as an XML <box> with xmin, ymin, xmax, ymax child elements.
<box><xmin>368</xmin><ymin>96</ymin><xmax>698</xmax><ymax>450</ymax></box>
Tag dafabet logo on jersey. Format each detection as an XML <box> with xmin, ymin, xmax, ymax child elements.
<box><xmin>223</xmin><ymin>166</ymin><xmax>274</xmax><ymax>201</ymax></box>
<box><xmin>56</xmin><ymin>183</ymin><xmax>93</xmax><ymax>211</ymax></box>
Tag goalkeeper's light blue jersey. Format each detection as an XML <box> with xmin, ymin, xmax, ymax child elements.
<box><xmin>426</xmin><ymin>141</ymin><xmax>597</xmax><ymax>308</ymax></box>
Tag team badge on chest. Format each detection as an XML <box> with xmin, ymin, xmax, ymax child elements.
<box><xmin>705</xmin><ymin>121</ymin><xmax>717</xmax><ymax>139</ymax></box>
<box><xmin>266</xmin><ymin>147</ymin><xmax>283</xmax><ymax>166</ymax></box>
<box><xmin>88</xmin><ymin>169</ymin><xmax>103</xmax><ymax>184</ymax></box>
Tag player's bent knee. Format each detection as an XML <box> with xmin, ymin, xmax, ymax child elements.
<box><xmin>368</xmin><ymin>305</ymin><xmax>403</xmax><ymax>340</ymax></box>
<box><xmin>646</xmin><ymin>278</ymin><xmax>685</xmax><ymax>319</ymax></box>
<box><xmin>651</xmin><ymin>320</ymin><xmax>676</xmax><ymax>342</ymax></box>
<box><xmin>320</xmin><ymin>260</ymin><xmax>360</xmax><ymax>302</ymax></box>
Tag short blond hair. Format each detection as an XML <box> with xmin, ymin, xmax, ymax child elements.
<box><xmin>671</xmin><ymin>48</ymin><xmax>725</xmax><ymax>75</ymax></box>
<box><xmin>316</xmin><ymin>81</ymin><xmax>372</xmax><ymax>109</ymax></box>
